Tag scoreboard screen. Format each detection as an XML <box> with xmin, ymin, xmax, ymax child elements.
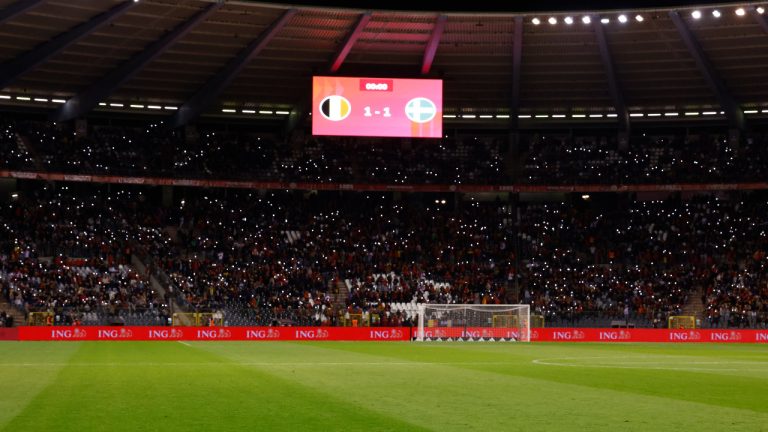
<box><xmin>311</xmin><ymin>76</ymin><xmax>442</xmax><ymax>138</ymax></box>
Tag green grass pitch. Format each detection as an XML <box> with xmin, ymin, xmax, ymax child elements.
<box><xmin>1</xmin><ymin>341</ymin><xmax>767</xmax><ymax>431</ymax></box>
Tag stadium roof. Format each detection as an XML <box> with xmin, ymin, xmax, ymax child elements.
<box><xmin>0</xmin><ymin>0</ymin><xmax>766</xmax><ymax>127</ymax></box>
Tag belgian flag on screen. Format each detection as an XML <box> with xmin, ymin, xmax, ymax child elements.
<box><xmin>319</xmin><ymin>95</ymin><xmax>351</xmax><ymax>121</ymax></box>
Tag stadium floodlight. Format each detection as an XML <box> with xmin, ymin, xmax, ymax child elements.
<box><xmin>531</xmin><ymin>17</ymin><xmax>540</xmax><ymax>25</ymax></box>
<box><xmin>582</xmin><ymin>16</ymin><xmax>591</xmax><ymax>24</ymax></box>
<box><xmin>735</xmin><ymin>7</ymin><xmax>746</xmax><ymax>16</ymax></box>
<box><xmin>548</xmin><ymin>17</ymin><xmax>557</xmax><ymax>25</ymax></box>
<box><xmin>691</xmin><ymin>10</ymin><xmax>702</xmax><ymax>19</ymax></box>
<box><xmin>712</xmin><ymin>9</ymin><xmax>721</xmax><ymax>17</ymax></box>
<box><xmin>416</xmin><ymin>304</ymin><xmax>531</xmax><ymax>342</ymax></box>
<box><xmin>635</xmin><ymin>14</ymin><xmax>644</xmax><ymax>22</ymax></box>
<box><xmin>601</xmin><ymin>17</ymin><xmax>610</xmax><ymax>24</ymax></box>
<box><xmin>618</xmin><ymin>14</ymin><xmax>628</xmax><ymax>23</ymax></box>
<box><xmin>758</xmin><ymin>7</ymin><xmax>765</xmax><ymax>14</ymax></box>
<box><xmin>564</xmin><ymin>16</ymin><xmax>574</xmax><ymax>24</ymax></box>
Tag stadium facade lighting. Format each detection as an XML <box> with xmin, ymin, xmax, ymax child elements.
<box><xmin>242</xmin><ymin>109</ymin><xmax>256</xmax><ymax>114</ymax></box>
<box><xmin>601</xmin><ymin>17</ymin><xmax>610</xmax><ymax>24</ymax></box>
<box><xmin>147</xmin><ymin>105</ymin><xmax>162</xmax><ymax>109</ymax></box>
<box><xmin>618</xmin><ymin>14</ymin><xmax>628</xmax><ymax>23</ymax></box>
<box><xmin>564</xmin><ymin>16</ymin><xmax>574</xmax><ymax>25</ymax></box>
<box><xmin>52</xmin><ymin>99</ymin><xmax>66</xmax><ymax>103</ymax></box>
<box><xmin>535</xmin><ymin>114</ymin><xmax>549</xmax><ymax>118</ymax></box>
<box><xmin>757</xmin><ymin>7</ymin><xmax>765</xmax><ymax>14</ymax></box>
<box><xmin>571</xmin><ymin>114</ymin><xmax>586</xmax><ymax>118</ymax></box>
<box><xmin>164</xmin><ymin>106</ymin><xmax>178</xmax><ymax>110</ymax></box>
<box><xmin>684</xmin><ymin>112</ymin><xmax>699</xmax><ymax>116</ymax></box>
<box><xmin>34</xmin><ymin>98</ymin><xmax>48</xmax><ymax>102</ymax></box>
<box><xmin>548</xmin><ymin>17</ymin><xmax>557</xmax><ymax>25</ymax></box>
<box><xmin>735</xmin><ymin>7</ymin><xmax>746</xmax><ymax>16</ymax></box>
<box><xmin>606</xmin><ymin>113</ymin><xmax>618</xmax><ymax>118</ymax></box>
<box><xmin>275</xmin><ymin>111</ymin><xmax>290</xmax><ymax>115</ymax></box>
<box><xmin>589</xmin><ymin>114</ymin><xmax>603</xmax><ymax>118</ymax></box>
<box><xmin>17</xmin><ymin>96</ymin><xmax>31</xmax><ymax>101</ymax></box>
<box><xmin>702</xmin><ymin>111</ymin><xmax>717</xmax><ymax>115</ymax></box>
<box><xmin>110</xmin><ymin>103</ymin><xmax>124</xmax><ymax>107</ymax></box>
<box><xmin>0</xmin><ymin>95</ymin><xmax>10</xmax><ymax>99</ymax></box>
<box><xmin>762</xmin><ymin>109</ymin><xmax>768</xmax><ymax>113</ymax></box>
<box><xmin>582</xmin><ymin>16</ymin><xmax>591</xmax><ymax>24</ymax></box>
<box><xmin>496</xmin><ymin>114</ymin><xmax>510</xmax><ymax>118</ymax></box>
<box><xmin>518</xmin><ymin>114</ymin><xmax>532</xmax><ymax>118</ymax></box>
<box><xmin>130</xmin><ymin>104</ymin><xmax>144</xmax><ymax>109</ymax></box>
<box><xmin>635</xmin><ymin>14</ymin><xmax>644</xmax><ymax>22</ymax></box>
<box><xmin>462</xmin><ymin>114</ymin><xmax>476</xmax><ymax>118</ymax></box>
<box><xmin>442</xmin><ymin>114</ymin><xmax>456</xmax><ymax>118</ymax></box>
<box><xmin>743</xmin><ymin>109</ymin><xmax>758</xmax><ymax>114</ymax></box>
<box><xmin>692</xmin><ymin>10</ymin><xmax>702</xmax><ymax>19</ymax></box>
<box><xmin>664</xmin><ymin>112</ymin><xmax>679</xmax><ymax>116</ymax></box>
<box><xmin>647</xmin><ymin>113</ymin><xmax>661</xmax><ymax>117</ymax></box>
<box><xmin>712</xmin><ymin>10</ymin><xmax>721</xmax><ymax>17</ymax></box>
<box><xmin>222</xmin><ymin>109</ymin><xmax>236</xmax><ymax>113</ymax></box>
<box><xmin>629</xmin><ymin>113</ymin><xmax>644</xmax><ymax>117</ymax></box>
<box><xmin>258</xmin><ymin>110</ymin><xmax>273</xmax><ymax>115</ymax></box>
<box><xmin>552</xmin><ymin>114</ymin><xmax>566</xmax><ymax>118</ymax></box>
<box><xmin>531</xmin><ymin>17</ymin><xmax>540</xmax><ymax>25</ymax></box>
<box><xmin>479</xmin><ymin>114</ymin><xmax>493</xmax><ymax>118</ymax></box>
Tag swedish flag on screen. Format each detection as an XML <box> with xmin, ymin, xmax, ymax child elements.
<box><xmin>405</xmin><ymin>97</ymin><xmax>436</xmax><ymax>123</ymax></box>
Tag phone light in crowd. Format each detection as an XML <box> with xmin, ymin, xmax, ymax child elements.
<box><xmin>735</xmin><ymin>8</ymin><xmax>746</xmax><ymax>16</ymax></box>
<box><xmin>581</xmin><ymin>194</ymin><xmax>591</xmax><ymax>200</ymax></box>
<box><xmin>564</xmin><ymin>16</ymin><xmax>574</xmax><ymax>25</ymax></box>
<box><xmin>712</xmin><ymin>10</ymin><xmax>721</xmax><ymax>18</ymax></box>
<box><xmin>691</xmin><ymin>10</ymin><xmax>702</xmax><ymax>19</ymax></box>
<box><xmin>548</xmin><ymin>17</ymin><xmax>557</xmax><ymax>25</ymax></box>
<box><xmin>531</xmin><ymin>17</ymin><xmax>540</xmax><ymax>25</ymax></box>
<box><xmin>582</xmin><ymin>16</ymin><xmax>591</xmax><ymax>24</ymax></box>
<box><xmin>635</xmin><ymin>14</ymin><xmax>644</xmax><ymax>22</ymax></box>
<box><xmin>618</xmin><ymin>14</ymin><xmax>628</xmax><ymax>23</ymax></box>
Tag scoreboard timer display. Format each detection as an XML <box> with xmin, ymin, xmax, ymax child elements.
<box><xmin>312</xmin><ymin>76</ymin><xmax>442</xmax><ymax>138</ymax></box>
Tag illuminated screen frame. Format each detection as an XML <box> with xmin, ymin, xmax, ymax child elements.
<box><xmin>311</xmin><ymin>76</ymin><xmax>443</xmax><ymax>139</ymax></box>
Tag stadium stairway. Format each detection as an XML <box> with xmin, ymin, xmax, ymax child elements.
<box><xmin>681</xmin><ymin>286</ymin><xmax>706</xmax><ymax>325</ymax></box>
<box><xmin>330</xmin><ymin>278</ymin><xmax>349</xmax><ymax>310</ymax></box>
<box><xmin>0</xmin><ymin>299</ymin><xmax>26</xmax><ymax>327</ymax></box>
<box><xmin>15</xmin><ymin>133</ymin><xmax>45</xmax><ymax>171</ymax></box>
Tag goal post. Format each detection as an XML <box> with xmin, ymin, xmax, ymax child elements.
<box><xmin>416</xmin><ymin>304</ymin><xmax>530</xmax><ymax>342</ymax></box>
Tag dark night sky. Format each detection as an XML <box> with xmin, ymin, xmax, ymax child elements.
<box><xmin>284</xmin><ymin>0</ymin><xmax>747</xmax><ymax>12</ymax></box>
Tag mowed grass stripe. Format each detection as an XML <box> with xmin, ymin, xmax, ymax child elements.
<box><xmin>190</xmin><ymin>341</ymin><xmax>768</xmax><ymax>431</ymax></box>
<box><xmin>0</xmin><ymin>342</ymin><xmax>81</xmax><ymax>430</ymax></box>
<box><xmin>309</xmin><ymin>342</ymin><xmax>768</xmax><ymax>414</ymax></box>
<box><xmin>0</xmin><ymin>342</ymin><xmax>428</xmax><ymax>432</ymax></box>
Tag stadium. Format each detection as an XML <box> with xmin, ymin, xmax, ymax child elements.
<box><xmin>1</xmin><ymin>0</ymin><xmax>767</xmax><ymax>430</ymax></box>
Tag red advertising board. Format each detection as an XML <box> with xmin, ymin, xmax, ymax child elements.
<box><xmin>12</xmin><ymin>327</ymin><xmax>768</xmax><ymax>343</ymax></box>
<box><xmin>0</xmin><ymin>328</ymin><xmax>18</xmax><ymax>340</ymax></box>
<box><xmin>528</xmin><ymin>328</ymin><xmax>768</xmax><ymax>343</ymax></box>
<box><xmin>16</xmin><ymin>326</ymin><xmax>411</xmax><ymax>341</ymax></box>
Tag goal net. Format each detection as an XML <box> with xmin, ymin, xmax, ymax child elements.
<box><xmin>417</xmin><ymin>304</ymin><xmax>530</xmax><ymax>342</ymax></box>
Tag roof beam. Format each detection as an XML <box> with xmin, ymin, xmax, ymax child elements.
<box><xmin>754</xmin><ymin>7</ymin><xmax>768</xmax><ymax>34</ymax></box>
<box><xmin>329</xmin><ymin>12</ymin><xmax>371</xmax><ymax>73</ymax></box>
<box><xmin>171</xmin><ymin>9</ymin><xmax>297</xmax><ymax>128</ymax></box>
<box><xmin>421</xmin><ymin>15</ymin><xmax>446</xmax><ymax>75</ymax></box>
<box><xmin>510</xmin><ymin>16</ymin><xmax>523</xmax><ymax>127</ymax></box>
<box><xmin>0</xmin><ymin>1</ymin><xmax>136</xmax><ymax>90</ymax></box>
<box><xmin>669</xmin><ymin>10</ymin><xmax>743</xmax><ymax>129</ymax></box>
<box><xmin>54</xmin><ymin>3</ymin><xmax>222</xmax><ymax>122</ymax></box>
<box><xmin>592</xmin><ymin>16</ymin><xmax>629</xmax><ymax>131</ymax></box>
<box><xmin>0</xmin><ymin>0</ymin><xmax>45</xmax><ymax>26</ymax></box>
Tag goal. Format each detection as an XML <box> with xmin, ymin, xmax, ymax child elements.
<box><xmin>416</xmin><ymin>304</ymin><xmax>530</xmax><ymax>341</ymax></box>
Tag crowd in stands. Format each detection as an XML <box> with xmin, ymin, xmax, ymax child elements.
<box><xmin>3</xmin><ymin>120</ymin><xmax>768</xmax><ymax>186</ymax></box>
<box><xmin>520</xmin><ymin>133</ymin><xmax>768</xmax><ymax>185</ymax></box>
<box><xmin>2</xmin><ymin>182</ymin><xmax>766</xmax><ymax>328</ymax></box>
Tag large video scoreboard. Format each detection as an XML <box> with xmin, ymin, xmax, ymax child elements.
<box><xmin>312</xmin><ymin>76</ymin><xmax>442</xmax><ymax>138</ymax></box>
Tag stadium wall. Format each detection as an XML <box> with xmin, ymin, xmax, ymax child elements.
<box><xmin>11</xmin><ymin>327</ymin><xmax>768</xmax><ymax>343</ymax></box>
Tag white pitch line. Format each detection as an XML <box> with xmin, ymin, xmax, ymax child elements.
<box><xmin>178</xmin><ymin>341</ymin><xmax>192</xmax><ymax>347</ymax></box>
<box><xmin>0</xmin><ymin>361</ymin><xmax>517</xmax><ymax>367</ymax></box>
